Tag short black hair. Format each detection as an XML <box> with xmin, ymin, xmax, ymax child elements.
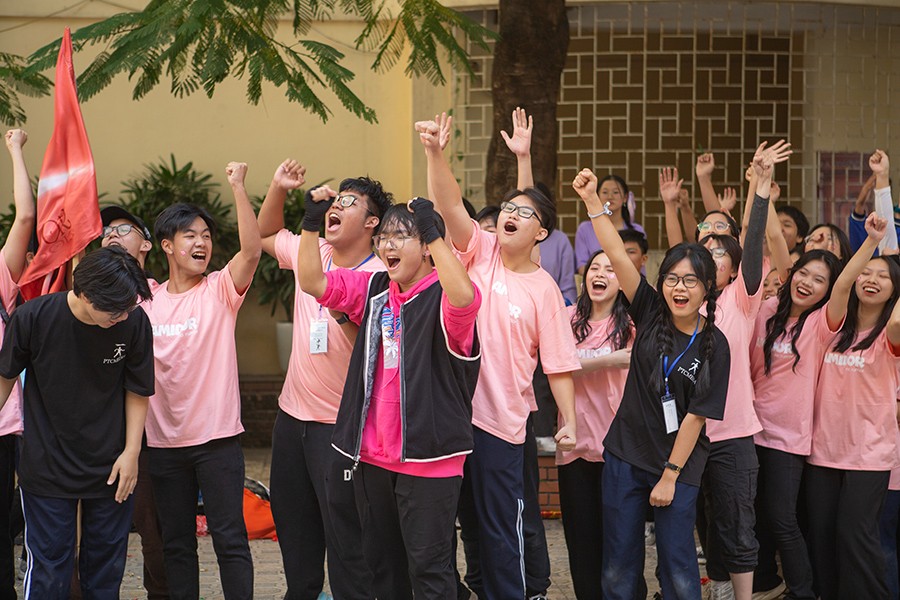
<box><xmin>340</xmin><ymin>176</ymin><xmax>393</xmax><ymax>229</ymax></box>
<box><xmin>501</xmin><ymin>187</ymin><xmax>556</xmax><ymax>240</ymax></box>
<box><xmin>73</xmin><ymin>246</ymin><xmax>152</xmax><ymax>313</ymax></box>
<box><xmin>475</xmin><ymin>205</ymin><xmax>501</xmax><ymax>227</ymax></box>
<box><xmin>154</xmin><ymin>203</ymin><xmax>217</xmax><ymax>242</ymax></box>
<box><xmin>696</xmin><ymin>210</ymin><xmax>740</xmax><ymax>241</ymax></box>
<box><xmin>378</xmin><ymin>203</ymin><xmax>446</xmax><ymax>243</ymax></box>
<box><xmin>776</xmin><ymin>204</ymin><xmax>811</xmax><ymax>241</ymax></box>
<box><xmin>618</xmin><ymin>229</ymin><xmax>649</xmax><ymax>254</ymax></box>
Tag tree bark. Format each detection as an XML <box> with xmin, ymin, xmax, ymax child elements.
<box><xmin>485</xmin><ymin>0</ymin><xmax>569</xmax><ymax>204</ymax></box>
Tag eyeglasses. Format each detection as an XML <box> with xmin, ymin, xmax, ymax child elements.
<box><xmin>708</xmin><ymin>247</ymin><xmax>728</xmax><ymax>259</ymax></box>
<box><xmin>333</xmin><ymin>194</ymin><xmax>375</xmax><ymax>217</ymax></box>
<box><xmin>697</xmin><ymin>221</ymin><xmax>731</xmax><ymax>233</ymax></box>
<box><xmin>500</xmin><ymin>201</ymin><xmax>541</xmax><ymax>223</ymax></box>
<box><xmin>102</xmin><ymin>224</ymin><xmax>145</xmax><ymax>239</ymax></box>
<box><xmin>662</xmin><ymin>273</ymin><xmax>701</xmax><ymax>288</ymax></box>
<box><xmin>373</xmin><ymin>234</ymin><xmax>416</xmax><ymax>250</ymax></box>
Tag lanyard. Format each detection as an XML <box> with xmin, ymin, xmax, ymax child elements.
<box><xmin>319</xmin><ymin>252</ymin><xmax>376</xmax><ymax>317</ymax></box>
<box><xmin>661</xmin><ymin>317</ymin><xmax>700</xmax><ymax>396</ymax></box>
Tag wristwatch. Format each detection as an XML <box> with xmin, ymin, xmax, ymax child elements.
<box><xmin>587</xmin><ymin>202</ymin><xmax>613</xmax><ymax>219</ymax></box>
<box><xmin>335</xmin><ymin>313</ymin><xmax>350</xmax><ymax>325</ymax></box>
<box><xmin>663</xmin><ymin>461</ymin><xmax>683</xmax><ymax>474</ymax></box>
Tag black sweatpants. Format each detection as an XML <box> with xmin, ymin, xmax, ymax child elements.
<box><xmin>558</xmin><ymin>458</ymin><xmax>604</xmax><ymax>599</ymax></box>
<box><xmin>805</xmin><ymin>464</ymin><xmax>890</xmax><ymax>600</ymax></box>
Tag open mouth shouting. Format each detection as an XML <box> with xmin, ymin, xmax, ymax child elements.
<box><xmin>672</xmin><ymin>293</ymin><xmax>690</xmax><ymax>308</ymax></box>
<box><xmin>794</xmin><ymin>283</ymin><xmax>813</xmax><ymax>300</ymax></box>
<box><xmin>861</xmin><ymin>282</ymin><xmax>881</xmax><ymax>296</ymax></box>
<box><xmin>384</xmin><ymin>254</ymin><xmax>401</xmax><ymax>270</ymax></box>
<box><xmin>326</xmin><ymin>211</ymin><xmax>342</xmax><ymax>233</ymax></box>
<box><xmin>190</xmin><ymin>249</ymin><xmax>208</xmax><ymax>262</ymax></box>
<box><xmin>502</xmin><ymin>220</ymin><xmax>519</xmax><ymax>235</ymax></box>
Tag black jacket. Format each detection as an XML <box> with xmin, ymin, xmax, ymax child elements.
<box><xmin>332</xmin><ymin>272</ymin><xmax>481</xmax><ymax>464</ymax></box>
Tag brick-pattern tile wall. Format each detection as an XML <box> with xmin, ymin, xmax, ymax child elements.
<box><xmin>454</xmin><ymin>2</ymin><xmax>900</xmax><ymax>247</ymax></box>
<box><xmin>240</xmin><ymin>376</ymin><xmax>283</xmax><ymax>447</ymax></box>
<box><xmin>538</xmin><ymin>455</ymin><xmax>561</xmax><ymax>514</ymax></box>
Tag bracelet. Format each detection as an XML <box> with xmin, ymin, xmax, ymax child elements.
<box><xmin>335</xmin><ymin>313</ymin><xmax>350</xmax><ymax>325</ymax></box>
<box><xmin>587</xmin><ymin>202</ymin><xmax>613</xmax><ymax>219</ymax></box>
<box><xmin>663</xmin><ymin>461</ymin><xmax>682</xmax><ymax>474</ymax></box>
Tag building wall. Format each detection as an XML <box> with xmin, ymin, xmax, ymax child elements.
<box><xmin>454</xmin><ymin>2</ymin><xmax>900</xmax><ymax>254</ymax></box>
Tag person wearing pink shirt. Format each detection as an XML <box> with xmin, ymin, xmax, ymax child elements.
<box><xmin>804</xmin><ymin>194</ymin><xmax>899</xmax><ymax>596</ymax></box>
<box><xmin>558</xmin><ymin>249</ymin><xmax>633</xmax><ymax>599</ymax></box>
<box><xmin>0</xmin><ymin>128</ymin><xmax>35</xmax><ymax>599</ymax></box>
<box><xmin>750</xmin><ymin>248</ymin><xmax>842</xmax><ymax>600</ymax></box>
<box><xmin>297</xmin><ymin>197</ymin><xmax>481</xmax><ymax>599</ymax></box>
<box><xmin>420</xmin><ymin>112</ymin><xmax>579</xmax><ymax>600</ymax></box>
<box><xmin>257</xmin><ymin>159</ymin><xmax>391</xmax><ymax>600</ymax></box>
<box><xmin>142</xmin><ymin>162</ymin><xmax>261</xmax><ymax>599</ymax></box>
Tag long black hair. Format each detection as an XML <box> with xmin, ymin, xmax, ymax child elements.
<box><xmin>763</xmin><ymin>249</ymin><xmax>842</xmax><ymax>374</ymax></box>
<box><xmin>571</xmin><ymin>250</ymin><xmax>632</xmax><ymax>349</ymax></box>
<box><xmin>833</xmin><ymin>256</ymin><xmax>900</xmax><ymax>353</ymax></box>
<box><xmin>648</xmin><ymin>243</ymin><xmax>719</xmax><ymax>398</ymax></box>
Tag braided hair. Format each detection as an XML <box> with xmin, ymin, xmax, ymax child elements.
<box><xmin>763</xmin><ymin>250</ymin><xmax>841</xmax><ymax>374</ymax></box>
<box><xmin>833</xmin><ymin>256</ymin><xmax>900</xmax><ymax>353</ymax></box>
<box><xmin>571</xmin><ymin>250</ymin><xmax>633</xmax><ymax>349</ymax></box>
<box><xmin>648</xmin><ymin>243</ymin><xmax>720</xmax><ymax>398</ymax></box>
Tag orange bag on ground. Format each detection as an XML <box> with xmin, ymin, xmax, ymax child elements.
<box><xmin>243</xmin><ymin>487</ymin><xmax>277</xmax><ymax>540</ymax></box>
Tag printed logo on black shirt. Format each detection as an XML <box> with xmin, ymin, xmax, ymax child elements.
<box><xmin>677</xmin><ymin>357</ymin><xmax>702</xmax><ymax>383</ymax></box>
<box><xmin>103</xmin><ymin>343</ymin><xmax>126</xmax><ymax>364</ymax></box>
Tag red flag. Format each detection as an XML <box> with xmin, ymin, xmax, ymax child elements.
<box><xmin>19</xmin><ymin>27</ymin><xmax>100</xmax><ymax>300</ymax></box>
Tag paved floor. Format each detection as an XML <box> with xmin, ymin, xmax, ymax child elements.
<box><xmin>21</xmin><ymin>448</ymin><xmax>669</xmax><ymax>599</ymax></box>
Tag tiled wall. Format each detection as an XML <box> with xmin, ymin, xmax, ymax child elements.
<box><xmin>454</xmin><ymin>2</ymin><xmax>900</xmax><ymax>248</ymax></box>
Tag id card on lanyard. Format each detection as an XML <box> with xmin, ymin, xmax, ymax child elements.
<box><xmin>310</xmin><ymin>252</ymin><xmax>375</xmax><ymax>354</ymax></box>
<box><xmin>660</xmin><ymin>318</ymin><xmax>700</xmax><ymax>434</ymax></box>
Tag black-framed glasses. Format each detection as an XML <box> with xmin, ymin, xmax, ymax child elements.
<box><xmin>500</xmin><ymin>201</ymin><xmax>541</xmax><ymax>223</ymax></box>
<box><xmin>662</xmin><ymin>273</ymin><xmax>701</xmax><ymax>288</ymax></box>
<box><xmin>102</xmin><ymin>224</ymin><xmax>145</xmax><ymax>239</ymax></box>
<box><xmin>697</xmin><ymin>221</ymin><xmax>731</xmax><ymax>233</ymax></box>
<box><xmin>373</xmin><ymin>234</ymin><xmax>416</xmax><ymax>250</ymax></box>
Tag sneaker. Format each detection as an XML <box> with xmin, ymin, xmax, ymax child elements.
<box><xmin>316</xmin><ymin>594</ymin><xmax>334</xmax><ymax>600</ymax></box>
<box><xmin>751</xmin><ymin>581</ymin><xmax>786</xmax><ymax>600</ymax></box>
<box><xmin>707</xmin><ymin>580</ymin><xmax>735</xmax><ymax>600</ymax></box>
<box><xmin>535</xmin><ymin>436</ymin><xmax>557</xmax><ymax>454</ymax></box>
<box><xmin>644</xmin><ymin>521</ymin><xmax>656</xmax><ymax>546</ymax></box>
<box><xmin>696</xmin><ymin>545</ymin><xmax>707</xmax><ymax>564</ymax></box>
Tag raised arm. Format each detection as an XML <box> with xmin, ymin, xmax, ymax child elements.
<box><xmin>869</xmin><ymin>150</ymin><xmax>898</xmax><ymax>252</ymax></box>
<box><xmin>295</xmin><ymin>190</ymin><xmax>333</xmax><ymax>299</ymax></box>
<box><xmin>573</xmin><ymin>168</ymin><xmax>641</xmax><ymax>302</ymax></box>
<box><xmin>695</xmin><ymin>153</ymin><xmax>720</xmax><ymax>214</ymax></box>
<box><xmin>409</xmin><ymin>197</ymin><xmax>475</xmax><ymax>308</ymax></box>
<box><xmin>854</xmin><ymin>173</ymin><xmax>877</xmax><ymax>216</ymax></box>
<box><xmin>501</xmin><ymin>107</ymin><xmax>534</xmax><ymax>189</ymax></box>
<box><xmin>224</xmin><ymin>162</ymin><xmax>262</xmax><ymax>294</ymax></box>
<box><xmin>660</xmin><ymin>167</ymin><xmax>685</xmax><ymax>248</ymax></box>
<box><xmin>745</xmin><ymin>140</ymin><xmax>793</xmax><ymax>294</ymax></box>
<box><xmin>257</xmin><ymin>159</ymin><xmax>306</xmax><ymax>257</ymax></box>
<box><xmin>4</xmin><ymin>130</ymin><xmax>36</xmax><ymax>282</ymax></box>
<box><xmin>425</xmin><ymin>113</ymin><xmax>454</xmax><ymax>204</ymax></box>
<box><xmin>827</xmin><ymin>213</ymin><xmax>886</xmax><ymax>330</ymax></box>
<box><xmin>416</xmin><ymin>119</ymin><xmax>474</xmax><ymax>250</ymax></box>
<box><xmin>765</xmin><ymin>188</ymin><xmax>792</xmax><ymax>283</ymax></box>
<box><xmin>678</xmin><ymin>189</ymin><xmax>698</xmax><ymax>242</ymax></box>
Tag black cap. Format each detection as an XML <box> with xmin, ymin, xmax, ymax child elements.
<box><xmin>100</xmin><ymin>206</ymin><xmax>153</xmax><ymax>242</ymax></box>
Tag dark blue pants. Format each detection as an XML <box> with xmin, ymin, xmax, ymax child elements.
<box><xmin>269</xmin><ymin>411</ymin><xmax>373</xmax><ymax>600</ymax></box>
<box><xmin>880</xmin><ymin>489</ymin><xmax>900</xmax><ymax>600</ymax></box>
<box><xmin>20</xmin><ymin>490</ymin><xmax>133</xmax><ymax>600</ymax></box>
<box><xmin>523</xmin><ymin>414</ymin><xmax>551</xmax><ymax>596</ymax></box>
<box><xmin>147</xmin><ymin>436</ymin><xmax>253</xmax><ymax>600</ymax></box>
<box><xmin>457</xmin><ymin>426</ymin><xmax>526</xmax><ymax>599</ymax></box>
<box><xmin>602</xmin><ymin>453</ymin><xmax>701</xmax><ymax>600</ymax></box>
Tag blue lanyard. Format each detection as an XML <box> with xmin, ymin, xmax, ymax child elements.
<box><xmin>661</xmin><ymin>317</ymin><xmax>700</xmax><ymax>395</ymax></box>
<box><xmin>319</xmin><ymin>252</ymin><xmax>376</xmax><ymax>317</ymax></box>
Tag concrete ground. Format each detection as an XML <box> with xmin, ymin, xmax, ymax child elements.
<box><xmin>21</xmin><ymin>448</ymin><xmax>671</xmax><ymax>599</ymax></box>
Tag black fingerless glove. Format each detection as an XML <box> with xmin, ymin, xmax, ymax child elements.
<box><xmin>410</xmin><ymin>197</ymin><xmax>442</xmax><ymax>244</ymax></box>
<box><xmin>301</xmin><ymin>187</ymin><xmax>332</xmax><ymax>232</ymax></box>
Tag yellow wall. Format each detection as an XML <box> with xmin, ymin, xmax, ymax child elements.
<box><xmin>0</xmin><ymin>4</ymin><xmax>451</xmax><ymax>374</ymax></box>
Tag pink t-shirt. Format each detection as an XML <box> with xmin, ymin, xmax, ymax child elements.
<box><xmin>808</xmin><ymin>328</ymin><xmax>900</xmax><ymax>470</ymax></box>
<box><xmin>143</xmin><ymin>269</ymin><xmax>246</xmax><ymax>448</ymax></box>
<box><xmin>454</xmin><ymin>222</ymin><xmax>581</xmax><ymax>444</ymax></box>
<box><xmin>275</xmin><ymin>231</ymin><xmax>384</xmax><ymax>423</ymax></box>
<box><xmin>557</xmin><ymin>309</ymin><xmax>631</xmax><ymax>466</ymax></box>
<box><xmin>751</xmin><ymin>301</ymin><xmax>836</xmax><ymax>455</ymax></box>
<box><xmin>320</xmin><ymin>269</ymin><xmax>481</xmax><ymax>477</ymax></box>
<box><xmin>0</xmin><ymin>252</ymin><xmax>22</xmax><ymax>436</ymax></box>
<box><xmin>704</xmin><ymin>267</ymin><xmax>763</xmax><ymax>442</ymax></box>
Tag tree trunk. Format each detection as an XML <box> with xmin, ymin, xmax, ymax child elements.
<box><xmin>485</xmin><ymin>0</ymin><xmax>569</xmax><ymax>205</ymax></box>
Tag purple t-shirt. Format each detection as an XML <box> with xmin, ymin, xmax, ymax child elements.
<box><xmin>539</xmin><ymin>229</ymin><xmax>577</xmax><ymax>304</ymax></box>
<box><xmin>574</xmin><ymin>219</ymin><xmax>645</xmax><ymax>271</ymax></box>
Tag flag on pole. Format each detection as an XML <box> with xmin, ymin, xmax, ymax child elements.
<box><xmin>19</xmin><ymin>27</ymin><xmax>100</xmax><ymax>300</ymax></box>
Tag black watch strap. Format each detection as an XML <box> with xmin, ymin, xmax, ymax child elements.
<box><xmin>335</xmin><ymin>313</ymin><xmax>350</xmax><ymax>325</ymax></box>
<box><xmin>663</xmin><ymin>461</ymin><xmax>682</xmax><ymax>474</ymax></box>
